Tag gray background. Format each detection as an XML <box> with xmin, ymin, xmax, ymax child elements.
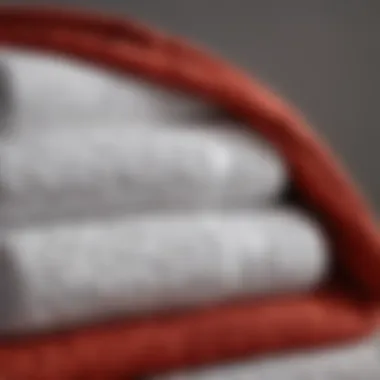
<box><xmin>6</xmin><ymin>0</ymin><xmax>380</xmax><ymax>213</ymax></box>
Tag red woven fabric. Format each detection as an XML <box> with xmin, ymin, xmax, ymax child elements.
<box><xmin>0</xmin><ymin>5</ymin><xmax>378</xmax><ymax>380</ymax></box>
<box><xmin>0</xmin><ymin>291</ymin><xmax>376</xmax><ymax>379</ymax></box>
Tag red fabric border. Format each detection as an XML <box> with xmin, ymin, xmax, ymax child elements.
<box><xmin>0</xmin><ymin>6</ymin><xmax>378</xmax><ymax>379</ymax></box>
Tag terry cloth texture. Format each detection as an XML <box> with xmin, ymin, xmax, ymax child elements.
<box><xmin>1</xmin><ymin>124</ymin><xmax>286</xmax><ymax>228</ymax></box>
<box><xmin>1</xmin><ymin>210</ymin><xmax>328</xmax><ymax>333</ymax></box>
<box><xmin>0</xmin><ymin>49</ymin><xmax>218</xmax><ymax>127</ymax></box>
<box><xmin>0</xmin><ymin>5</ymin><xmax>378</xmax><ymax>380</ymax></box>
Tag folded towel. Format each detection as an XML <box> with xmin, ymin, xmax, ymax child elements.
<box><xmin>1</xmin><ymin>209</ymin><xmax>328</xmax><ymax>333</ymax></box>
<box><xmin>0</xmin><ymin>6</ymin><xmax>378</xmax><ymax>380</ymax></box>
<box><xmin>0</xmin><ymin>50</ymin><xmax>216</xmax><ymax>127</ymax></box>
<box><xmin>153</xmin><ymin>335</ymin><xmax>380</xmax><ymax>380</ymax></box>
<box><xmin>1</xmin><ymin>125</ymin><xmax>286</xmax><ymax>227</ymax></box>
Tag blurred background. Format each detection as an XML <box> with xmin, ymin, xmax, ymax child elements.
<box><xmin>5</xmin><ymin>0</ymin><xmax>380</xmax><ymax>213</ymax></box>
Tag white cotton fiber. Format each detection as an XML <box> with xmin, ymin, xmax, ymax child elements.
<box><xmin>0</xmin><ymin>49</ymin><xmax>216</xmax><ymax>127</ymax></box>
<box><xmin>0</xmin><ymin>209</ymin><xmax>328</xmax><ymax>333</ymax></box>
<box><xmin>1</xmin><ymin>124</ymin><xmax>286</xmax><ymax>227</ymax></box>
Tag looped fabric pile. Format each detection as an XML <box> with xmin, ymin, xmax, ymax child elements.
<box><xmin>0</xmin><ymin>6</ymin><xmax>379</xmax><ymax>380</ymax></box>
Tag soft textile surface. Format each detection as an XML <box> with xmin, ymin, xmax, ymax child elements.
<box><xmin>1</xmin><ymin>124</ymin><xmax>286</xmax><ymax>228</ymax></box>
<box><xmin>0</xmin><ymin>50</ymin><xmax>213</xmax><ymax>126</ymax></box>
<box><xmin>153</xmin><ymin>335</ymin><xmax>380</xmax><ymax>380</ymax></box>
<box><xmin>1</xmin><ymin>209</ymin><xmax>328</xmax><ymax>333</ymax></box>
<box><xmin>0</xmin><ymin>7</ymin><xmax>378</xmax><ymax>380</ymax></box>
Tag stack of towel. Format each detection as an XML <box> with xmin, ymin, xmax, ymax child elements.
<box><xmin>0</xmin><ymin>50</ymin><xmax>378</xmax><ymax>380</ymax></box>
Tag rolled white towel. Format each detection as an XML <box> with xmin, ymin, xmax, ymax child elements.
<box><xmin>152</xmin><ymin>335</ymin><xmax>380</xmax><ymax>380</ymax></box>
<box><xmin>0</xmin><ymin>209</ymin><xmax>328</xmax><ymax>333</ymax></box>
<box><xmin>1</xmin><ymin>125</ymin><xmax>286</xmax><ymax>227</ymax></box>
<box><xmin>0</xmin><ymin>50</ymin><xmax>216</xmax><ymax>128</ymax></box>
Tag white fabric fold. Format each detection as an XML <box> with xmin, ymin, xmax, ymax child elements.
<box><xmin>1</xmin><ymin>125</ymin><xmax>286</xmax><ymax>227</ymax></box>
<box><xmin>0</xmin><ymin>209</ymin><xmax>328</xmax><ymax>333</ymax></box>
<box><xmin>152</xmin><ymin>335</ymin><xmax>380</xmax><ymax>380</ymax></box>
<box><xmin>0</xmin><ymin>50</ymin><xmax>219</xmax><ymax>127</ymax></box>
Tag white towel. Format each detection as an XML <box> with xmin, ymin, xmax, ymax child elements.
<box><xmin>1</xmin><ymin>124</ymin><xmax>286</xmax><ymax>228</ymax></box>
<box><xmin>0</xmin><ymin>209</ymin><xmax>328</xmax><ymax>333</ymax></box>
<box><xmin>0</xmin><ymin>50</ymin><xmax>219</xmax><ymax>128</ymax></box>
<box><xmin>152</xmin><ymin>335</ymin><xmax>380</xmax><ymax>380</ymax></box>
